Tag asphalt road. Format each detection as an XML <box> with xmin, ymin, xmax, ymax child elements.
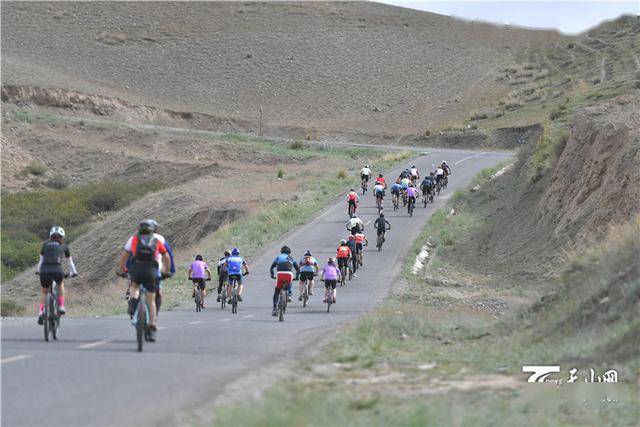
<box><xmin>1</xmin><ymin>148</ymin><xmax>511</xmax><ymax>426</ymax></box>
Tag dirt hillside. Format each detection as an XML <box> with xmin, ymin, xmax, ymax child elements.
<box><xmin>1</xmin><ymin>1</ymin><xmax>564</xmax><ymax>137</ymax></box>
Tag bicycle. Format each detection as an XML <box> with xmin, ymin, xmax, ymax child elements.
<box><xmin>376</xmin><ymin>226</ymin><xmax>390</xmax><ymax>251</ymax></box>
<box><xmin>132</xmin><ymin>285</ymin><xmax>151</xmax><ymax>352</ymax></box>
<box><xmin>348</xmin><ymin>202</ymin><xmax>357</xmax><ymax>217</ymax></box>
<box><xmin>376</xmin><ymin>196</ymin><xmax>384</xmax><ymax>214</ymax></box>
<box><xmin>220</xmin><ymin>280</ymin><xmax>229</xmax><ymax>310</ymax></box>
<box><xmin>442</xmin><ymin>175</ymin><xmax>449</xmax><ymax>189</ymax></box>
<box><xmin>361</xmin><ymin>178</ymin><xmax>368</xmax><ymax>195</ymax></box>
<box><xmin>408</xmin><ymin>198</ymin><xmax>415</xmax><ymax>217</ymax></box>
<box><xmin>277</xmin><ymin>286</ymin><xmax>288</xmax><ymax>321</ymax></box>
<box><xmin>392</xmin><ymin>194</ymin><xmax>399</xmax><ymax>211</ymax></box>
<box><xmin>422</xmin><ymin>190</ymin><xmax>429</xmax><ymax>207</ymax></box>
<box><xmin>321</xmin><ymin>280</ymin><xmax>334</xmax><ymax>313</ymax></box>
<box><xmin>339</xmin><ymin>263</ymin><xmax>348</xmax><ymax>287</ymax></box>
<box><xmin>228</xmin><ymin>273</ymin><xmax>246</xmax><ymax>314</ymax></box>
<box><xmin>193</xmin><ymin>278</ymin><xmax>211</xmax><ymax>312</ymax></box>
<box><xmin>301</xmin><ymin>277</ymin><xmax>313</xmax><ymax>308</ymax></box>
<box><xmin>41</xmin><ymin>273</ymin><xmax>69</xmax><ymax>342</ymax></box>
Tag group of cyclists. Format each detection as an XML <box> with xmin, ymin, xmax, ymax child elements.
<box><xmin>34</xmin><ymin>160</ymin><xmax>451</xmax><ymax>342</ymax></box>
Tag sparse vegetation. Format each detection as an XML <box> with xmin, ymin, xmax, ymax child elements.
<box><xmin>277</xmin><ymin>168</ymin><xmax>284</xmax><ymax>179</ymax></box>
<box><xmin>289</xmin><ymin>140</ymin><xmax>305</xmax><ymax>150</ymax></box>
<box><xmin>23</xmin><ymin>160</ymin><xmax>47</xmax><ymax>176</ymax></box>
<box><xmin>337</xmin><ymin>169</ymin><xmax>348</xmax><ymax>179</ymax></box>
<box><xmin>0</xmin><ymin>299</ymin><xmax>25</xmax><ymax>317</ymax></box>
<box><xmin>1</xmin><ymin>179</ymin><xmax>163</xmax><ymax>280</ymax></box>
<box><xmin>45</xmin><ymin>173</ymin><xmax>70</xmax><ymax>189</ymax></box>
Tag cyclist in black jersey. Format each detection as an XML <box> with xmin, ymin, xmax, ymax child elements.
<box><xmin>36</xmin><ymin>226</ymin><xmax>78</xmax><ymax>324</ymax></box>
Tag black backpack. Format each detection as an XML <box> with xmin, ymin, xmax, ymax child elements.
<box><xmin>133</xmin><ymin>234</ymin><xmax>158</xmax><ymax>264</ymax></box>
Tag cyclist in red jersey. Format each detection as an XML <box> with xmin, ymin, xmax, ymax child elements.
<box><xmin>346</xmin><ymin>189</ymin><xmax>359</xmax><ymax>216</ymax></box>
<box><xmin>375</xmin><ymin>174</ymin><xmax>387</xmax><ymax>188</ymax></box>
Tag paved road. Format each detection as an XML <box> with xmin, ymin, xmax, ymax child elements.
<box><xmin>1</xmin><ymin>148</ymin><xmax>510</xmax><ymax>426</ymax></box>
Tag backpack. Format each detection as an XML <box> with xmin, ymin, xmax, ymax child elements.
<box><xmin>133</xmin><ymin>234</ymin><xmax>158</xmax><ymax>264</ymax></box>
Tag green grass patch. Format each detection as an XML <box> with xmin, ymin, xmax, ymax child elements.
<box><xmin>0</xmin><ymin>299</ymin><xmax>26</xmax><ymax>317</ymax></box>
<box><xmin>1</xmin><ymin>179</ymin><xmax>163</xmax><ymax>280</ymax></box>
<box><xmin>531</xmin><ymin>121</ymin><xmax>569</xmax><ymax>181</ymax></box>
<box><xmin>23</xmin><ymin>160</ymin><xmax>47</xmax><ymax>176</ymax></box>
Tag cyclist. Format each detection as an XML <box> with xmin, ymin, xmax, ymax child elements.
<box><xmin>360</xmin><ymin>165</ymin><xmax>371</xmax><ymax>184</ymax></box>
<box><xmin>189</xmin><ymin>255</ymin><xmax>211</xmax><ymax>308</ymax></box>
<box><xmin>346</xmin><ymin>235</ymin><xmax>358</xmax><ymax>277</ymax></box>
<box><xmin>354</xmin><ymin>231</ymin><xmax>368</xmax><ymax>266</ymax></box>
<box><xmin>36</xmin><ymin>226</ymin><xmax>78</xmax><ymax>324</ymax></box>
<box><xmin>335</xmin><ymin>239</ymin><xmax>352</xmax><ymax>280</ymax></box>
<box><xmin>410</xmin><ymin>165</ymin><xmax>420</xmax><ymax>182</ymax></box>
<box><xmin>442</xmin><ymin>161</ymin><xmax>452</xmax><ymax>176</ymax></box>
<box><xmin>373</xmin><ymin>181</ymin><xmax>385</xmax><ymax>210</ymax></box>
<box><xmin>406</xmin><ymin>183</ymin><xmax>419</xmax><ymax>213</ymax></box>
<box><xmin>373</xmin><ymin>212</ymin><xmax>391</xmax><ymax>244</ymax></box>
<box><xmin>225</xmin><ymin>248</ymin><xmax>249</xmax><ymax>302</ymax></box>
<box><xmin>390</xmin><ymin>180</ymin><xmax>402</xmax><ymax>207</ymax></box>
<box><xmin>298</xmin><ymin>250</ymin><xmax>319</xmax><ymax>301</ymax></box>
<box><xmin>216</xmin><ymin>249</ymin><xmax>231</xmax><ymax>302</ymax></box>
<box><xmin>123</xmin><ymin>219</ymin><xmax>174</xmax><ymax>316</ymax></box>
<box><xmin>118</xmin><ymin>220</ymin><xmax>171</xmax><ymax>342</ymax></box>
<box><xmin>346</xmin><ymin>213</ymin><xmax>364</xmax><ymax>236</ymax></box>
<box><xmin>269</xmin><ymin>246</ymin><xmax>300</xmax><ymax>316</ymax></box>
<box><xmin>398</xmin><ymin>168</ymin><xmax>411</xmax><ymax>181</ymax></box>
<box><xmin>346</xmin><ymin>188</ymin><xmax>359</xmax><ymax>216</ymax></box>
<box><xmin>435</xmin><ymin>164</ymin><xmax>445</xmax><ymax>186</ymax></box>
<box><xmin>320</xmin><ymin>258</ymin><xmax>340</xmax><ymax>304</ymax></box>
<box><xmin>375</xmin><ymin>173</ymin><xmax>387</xmax><ymax>188</ymax></box>
<box><xmin>420</xmin><ymin>174</ymin><xmax>435</xmax><ymax>202</ymax></box>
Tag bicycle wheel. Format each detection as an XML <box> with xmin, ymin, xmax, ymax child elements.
<box><xmin>136</xmin><ymin>301</ymin><xmax>145</xmax><ymax>352</ymax></box>
<box><xmin>231</xmin><ymin>285</ymin><xmax>238</xmax><ymax>314</ymax></box>
<box><xmin>327</xmin><ymin>298</ymin><xmax>331</xmax><ymax>313</ymax></box>
<box><xmin>43</xmin><ymin>294</ymin><xmax>50</xmax><ymax>342</ymax></box>
<box><xmin>195</xmin><ymin>289</ymin><xmax>201</xmax><ymax>312</ymax></box>
<box><xmin>51</xmin><ymin>297</ymin><xmax>59</xmax><ymax>340</ymax></box>
<box><xmin>278</xmin><ymin>290</ymin><xmax>286</xmax><ymax>321</ymax></box>
<box><xmin>221</xmin><ymin>285</ymin><xmax>226</xmax><ymax>310</ymax></box>
<box><xmin>302</xmin><ymin>282</ymin><xmax>308</xmax><ymax>308</ymax></box>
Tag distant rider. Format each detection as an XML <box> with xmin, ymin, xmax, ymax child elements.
<box><xmin>373</xmin><ymin>213</ymin><xmax>391</xmax><ymax>243</ymax></box>
<box><xmin>346</xmin><ymin>213</ymin><xmax>364</xmax><ymax>236</ymax></box>
<box><xmin>225</xmin><ymin>248</ymin><xmax>249</xmax><ymax>302</ymax></box>
<box><xmin>320</xmin><ymin>258</ymin><xmax>340</xmax><ymax>304</ymax></box>
<box><xmin>335</xmin><ymin>240</ymin><xmax>352</xmax><ymax>278</ymax></box>
<box><xmin>189</xmin><ymin>255</ymin><xmax>211</xmax><ymax>308</ymax></box>
<box><xmin>375</xmin><ymin>173</ymin><xmax>387</xmax><ymax>188</ymax></box>
<box><xmin>346</xmin><ymin>188</ymin><xmax>360</xmax><ymax>215</ymax></box>
<box><xmin>298</xmin><ymin>250</ymin><xmax>319</xmax><ymax>301</ymax></box>
<box><xmin>406</xmin><ymin>183</ymin><xmax>418</xmax><ymax>212</ymax></box>
<box><xmin>360</xmin><ymin>165</ymin><xmax>371</xmax><ymax>184</ymax></box>
<box><xmin>216</xmin><ymin>249</ymin><xmax>231</xmax><ymax>302</ymax></box>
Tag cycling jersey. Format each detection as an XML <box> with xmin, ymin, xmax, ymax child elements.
<box><xmin>124</xmin><ymin>235</ymin><xmax>167</xmax><ymax>267</ymax></box>
<box><xmin>391</xmin><ymin>183</ymin><xmax>402</xmax><ymax>194</ymax></box>
<box><xmin>322</xmin><ymin>264</ymin><xmax>340</xmax><ymax>281</ymax></box>
<box><xmin>346</xmin><ymin>217</ymin><xmax>364</xmax><ymax>231</ymax></box>
<box><xmin>401</xmin><ymin>178</ymin><xmax>411</xmax><ymax>189</ymax></box>
<box><xmin>336</xmin><ymin>246</ymin><xmax>351</xmax><ymax>258</ymax></box>
<box><xmin>374</xmin><ymin>217</ymin><xmax>390</xmax><ymax>231</ymax></box>
<box><xmin>373</xmin><ymin>184</ymin><xmax>385</xmax><ymax>197</ymax></box>
<box><xmin>190</xmin><ymin>260</ymin><xmax>209</xmax><ymax>279</ymax></box>
<box><xmin>421</xmin><ymin>178</ymin><xmax>434</xmax><ymax>190</ymax></box>
<box><xmin>226</xmin><ymin>255</ymin><xmax>245</xmax><ymax>275</ymax></box>
<box><xmin>410</xmin><ymin>168</ymin><xmax>419</xmax><ymax>177</ymax></box>
<box><xmin>436</xmin><ymin>168</ymin><xmax>444</xmax><ymax>177</ymax></box>
<box><xmin>355</xmin><ymin>233</ymin><xmax>366</xmax><ymax>245</ymax></box>
<box><xmin>39</xmin><ymin>241</ymin><xmax>70</xmax><ymax>274</ymax></box>
<box><xmin>407</xmin><ymin>187</ymin><xmax>418</xmax><ymax>198</ymax></box>
<box><xmin>298</xmin><ymin>256</ymin><xmax>318</xmax><ymax>273</ymax></box>
<box><xmin>375</xmin><ymin>177</ymin><xmax>386</xmax><ymax>186</ymax></box>
<box><xmin>361</xmin><ymin>167</ymin><xmax>371</xmax><ymax>177</ymax></box>
<box><xmin>270</xmin><ymin>254</ymin><xmax>300</xmax><ymax>276</ymax></box>
<box><xmin>347</xmin><ymin>192</ymin><xmax>359</xmax><ymax>202</ymax></box>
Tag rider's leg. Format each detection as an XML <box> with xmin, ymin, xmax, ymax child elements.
<box><xmin>298</xmin><ymin>279</ymin><xmax>305</xmax><ymax>300</ymax></box>
<box><xmin>147</xmin><ymin>290</ymin><xmax>157</xmax><ymax>328</ymax></box>
<box><xmin>57</xmin><ymin>281</ymin><xmax>66</xmax><ymax>313</ymax></box>
<box><xmin>309</xmin><ymin>279</ymin><xmax>314</xmax><ymax>295</ymax></box>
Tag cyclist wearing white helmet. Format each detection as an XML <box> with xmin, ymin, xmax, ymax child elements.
<box><xmin>360</xmin><ymin>164</ymin><xmax>371</xmax><ymax>183</ymax></box>
<box><xmin>36</xmin><ymin>226</ymin><xmax>78</xmax><ymax>324</ymax></box>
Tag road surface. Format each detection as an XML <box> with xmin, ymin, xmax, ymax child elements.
<box><xmin>1</xmin><ymin>147</ymin><xmax>511</xmax><ymax>426</ymax></box>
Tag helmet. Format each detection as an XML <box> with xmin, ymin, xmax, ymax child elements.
<box><xmin>430</xmin><ymin>172</ymin><xmax>435</xmax><ymax>176</ymax></box>
<box><xmin>281</xmin><ymin>246</ymin><xmax>291</xmax><ymax>254</ymax></box>
<box><xmin>350</xmin><ymin>188</ymin><xmax>355</xmax><ymax>192</ymax></box>
<box><xmin>231</xmin><ymin>248</ymin><xmax>240</xmax><ymax>256</ymax></box>
<box><xmin>328</xmin><ymin>257</ymin><xmax>335</xmax><ymax>264</ymax></box>
<box><xmin>224</xmin><ymin>249</ymin><xmax>231</xmax><ymax>257</ymax></box>
<box><xmin>138</xmin><ymin>219</ymin><xmax>155</xmax><ymax>234</ymax></box>
<box><xmin>49</xmin><ymin>226</ymin><xmax>65</xmax><ymax>238</ymax></box>
<box><xmin>348</xmin><ymin>235</ymin><xmax>355</xmax><ymax>240</ymax></box>
<box><xmin>378</xmin><ymin>173</ymin><xmax>383</xmax><ymax>177</ymax></box>
<box><xmin>148</xmin><ymin>219</ymin><xmax>159</xmax><ymax>231</ymax></box>
<box><xmin>195</xmin><ymin>255</ymin><xmax>203</xmax><ymax>261</ymax></box>
<box><xmin>364</xmin><ymin>164</ymin><xmax>369</xmax><ymax>168</ymax></box>
<box><xmin>379</xmin><ymin>213</ymin><xmax>385</xmax><ymax>217</ymax></box>
<box><xmin>340</xmin><ymin>239</ymin><xmax>347</xmax><ymax>245</ymax></box>
<box><xmin>411</xmin><ymin>165</ymin><xmax>416</xmax><ymax>168</ymax></box>
<box><xmin>304</xmin><ymin>250</ymin><xmax>312</xmax><ymax>256</ymax></box>
<box><xmin>443</xmin><ymin>160</ymin><xmax>447</xmax><ymax>164</ymax></box>
<box><xmin>350</xmin><ymin>213</ymin><xmax>356</xmax><ymax>218</ymax></box>
<box><xmin>409</xmin><ymin>183</ymin><xmax>414</xmax><ymax>187</ymax></box>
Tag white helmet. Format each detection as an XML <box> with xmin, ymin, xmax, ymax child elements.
<box><xmin>364</xmin><ymin>164</ymin><xmax>369</xmax><ymax>168</ymax></box>
<box><xmin>49</xmin><ymin>226</ymin><xmax>65</xmax><ymax>238</ymax></box>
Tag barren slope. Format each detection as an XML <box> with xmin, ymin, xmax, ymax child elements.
<box><xmin>1</xmin><ymin>1</ymin><xmax>564</xmax><ymax>136</ymax></box>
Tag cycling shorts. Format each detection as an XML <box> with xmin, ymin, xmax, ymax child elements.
<box><xmin>324</xmin><ymin>279</ymin><xmax>337</xmax><ymax>289</ymax></box>
<box><xmin>337</xmin><ymin>258</ymin><xmax>349</xmax><ymax>269</ymax></box>
<box><xmin>356</xmin><ymin>243</ymin><xmax>363</xmax><ymax>252</ymax></box>
<box><xmin>275</xmin><ymin>271</ymin><xmax>294</xmax><ymax>289</ymax></box>
<box><xmin>361</xmin><ymin>174</ymin><xmax>370</xmax><ymax>182</ymax></box>
<box><xmin>130</xmin><ymin>263</ymin><xmax>159</xmax><ymax>292</ymax></box>
<box><xmin>391</xmin><ymin>188</ymin><xmax>400</xmax><ymax>195</ymax></box>
<box><xmin>376</xmin><ymin>229</ymin><xmax>386</xmax><ymax>237</ymax></box>
<box><xmin>192</xmin><ymin>278</ymin><xmax>206</xmax><ymax>290</ymax></box>
<box><xmin>228</xmin><ymin>273</ymin><xmax>243</xmax><ymax>285</ymax></box>
<box><xmin>39</xmin><ymin>271</ymin><xmax>64</xmax><ymax>289</ymax></box>
<box><xmin>300</xmin><ymin>271</ymin><xmax>314</xmax><ymax>282</ymax></box>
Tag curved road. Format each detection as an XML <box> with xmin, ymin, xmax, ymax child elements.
<box><xmin>1</xmin><ymin>148</ymin><xmax>511</xmax><ymax>426</ymax></box>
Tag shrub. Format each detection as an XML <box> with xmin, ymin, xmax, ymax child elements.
<box><xmin>337</xmin><ymin>169</ymin><xmax>348</xmax><ymax>179</ymax></box>
<box><xmin>24</xmin><ymin>161</ymin><xmax>47</xmax><ymax>176</ymax></box>
<box><xmin>1</xmin><ymin>299</ymin><xmax>25</xmax><ymax>317</ymax></box>
<box><xmin>290</xmin><ymin>141</ymin><xmax>305</xmax><ymax>150</ymax></box>
<box><xmin>277</xmin><ymin>168</ymin><xmax>284</xmax><ymax>179</ymax></box>
<box><xmin>45</xmin><ymin>174</ymin><xmax>70</xmax><ymax>189</ymax></box>
<box><xmin>469</xmin><ymin>110</ymin><xmax>489</xmax><ymax>121</ymax></box>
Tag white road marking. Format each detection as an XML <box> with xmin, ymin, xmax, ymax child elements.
<box><xmin>188</xmin><ymin>321</ymin><xmax>203</xmax><ymax>325</ymax></box>
<box><xmin>220</xmin><ymin>318</ymin><xmax>231</xmax><ymax>322</ymax></box>
<box><xmin>455</xmin><ymin>153</ymin><xmax>485</xmax><ymax>165</ymax></box>
<box><xmin>157</xmin><ymin>326</ymin><xmax>166</xmax><ymax>330</ymax></box>
<box><xmin>78</xmin><ymin>340</ymin><xmax>111</xmax><ymax>349</ymax></box>
<box><xmin>1</xmin><ymin>355</ymin><xmax>31</xmax><ymax>365</ymax></box>
<box><xmin>365</xmin><ymin>219</ymin><xmax>372</xmax><ymax>225</ymax></box>
<box><xmin>242</xmin><ymin>315</ymin><xmax>254</xmax><ymax>319</ymax></box>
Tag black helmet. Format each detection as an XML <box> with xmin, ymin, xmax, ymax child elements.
<box><xmin>139</xmin><ymin>219</ymin><xmax>155</xmax><ymax>234</ymax></box>
<box><xmin>195</xmin><ymin>255</ymin><xmax>203</xmax><ymax>261</ymax></box>
<box><xmin>224</xmin><ymin>249</ymin><xmax>231</xmax><ymax>257</ymax></box>
<box><xmin>304</xmin><ymin>250</ymin><xmax>312</xmax><ymax>256</ymax></box>
<box><xmin>281</xmin><ymin>246</ymin><xmax>291</xmax><ymax>254</ymax></box>
<box><xmin>378</xmin><ymin>173</ymin><xmax>383</xmax><ymax>177</ymax></box>
<box><xmin>379</xmin><ymin>212</ymin><xmax>385</xmax><ymax>217</ymax></box>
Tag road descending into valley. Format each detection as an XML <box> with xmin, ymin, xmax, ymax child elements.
<box><xmin>1</xmin><ymin>147</ymin><xmax>511</xmax><ymax>426</ymax></box>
